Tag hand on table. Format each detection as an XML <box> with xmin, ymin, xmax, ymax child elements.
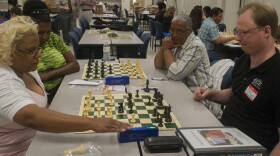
<box><xmin>91</xmin><ymin>118</ymin><xmax>132</xmax><ymax>133</ymax></box>
<box><xmin>193</xmin><ymin>87</ymin><xmax>211</xmax><ymax>101</ymax></box>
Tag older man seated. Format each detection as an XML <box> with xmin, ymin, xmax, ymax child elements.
<box><xmin>154</xmin><ymin>14</ymin><xmax>213</xmax><ymax>92</ymax></box>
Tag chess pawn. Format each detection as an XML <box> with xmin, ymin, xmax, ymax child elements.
<box><xmin>109</xmin><ymin>97</ymin><xmax>114</xmax><ymax>107</ymax></box>
<box><xmin>130</xmin><ymin>113</ymin><xmax>136</xmax><ymax>123</ymax></box>
<box><xmin>64</xmin><ymin>144</ymin><xmax>85</xmax><ymax>155</ymax></box>
<box><xmin>97</xmin><ymin>101</ymin><xmax>101</xmax><ymax>111</ymax></box>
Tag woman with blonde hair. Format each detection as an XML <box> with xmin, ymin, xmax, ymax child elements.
<box><xmin>162</xmin><ymin>6</ymin><xmax>176</xmax><ymax>33</ymax></box>
<box><xmin>0</xmin><ymin>16</ymin><xmax>131</xmax><ymax>156</ymax></box>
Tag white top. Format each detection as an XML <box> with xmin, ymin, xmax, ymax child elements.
<box><xmin>0</xmin><ymin>64</ymin><xmax>48</xmax><ymax>155</ymax></box>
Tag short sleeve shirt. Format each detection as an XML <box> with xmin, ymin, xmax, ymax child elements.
<box><xmin>197</xmin><ymin>17</ymin><xmax>220</xmax><ymax>51</ymax></box>
<box><xmin>37</xmin><ymin>32</ymin><xmax>69</xmax><ymax>90</ymax></box>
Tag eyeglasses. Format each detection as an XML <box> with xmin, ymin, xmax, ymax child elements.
<box><xmin>233</xmin><ymin>27</ymin><xmax>261</xmax><ymax>37</ymax></box>
<box><xmin>30</xmin><ymin>9</ymin><xmax>50</xmax><ymax>17</ymax></box>
<box><xmin>169</xmin><ymin>28</ymin><xmax>190</xmax><ymax>35</ymax></box>
<box><xmin>14</xmin><ymin>47</ymin><xmax>42</xmax><ymax>57</ymax></box>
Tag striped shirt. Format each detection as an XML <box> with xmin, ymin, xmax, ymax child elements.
<box><xmin>167</xmin><ymin>32</ymin><xmax>213</xmax><ymax>92</ymax></box>
<box><xmin>197</xmin><ymin>17</ymin><xmax>220</xmax><ymax>51</ymax></box>
<box><xmin>37</xmin><ymin>32</ymin><xmax>70</xmax><ymax>90</ymax></box>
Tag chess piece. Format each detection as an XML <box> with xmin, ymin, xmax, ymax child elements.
<box><xmin>164</xmin><ymin>106</ymin><xmax>168</xmax><ymax>117</ymax></box>
<box><xmin>64</xmin><ymin>144</ymin><xmax>85</xmax><ymax>155</ymax></box>
<box><xmin>109</xmin><ymin>64</ymin><xmax>113</xmax><ymax>74</ymax></box>
<box><xmin>165</xmin><ymin>109</ymin><xmax>172</xmax><ymax>122</ymax></box>
<box><xmin>102</xmin><ymin>85</ymin><xmax>106</xmax><ymax>95</ymax></box>
<box><xmin>86</xmin><ymin>97</ymin><xmax>91</xmax><ymax>108</ymax></box>
<box><xmin>148</xmin><ymin>96</ymin><xmax>151</xmax><ymax>105</ymax></box>
<box><xmin>130</xmin><ymin>113</ymin><xmax>136</xmax><ymax>123</ymax></box>
<box><xmin>152</xmin><ymin>108</ymin><xmax>157</xmax><ymax>117</ymax></box>
<box><xmin>135</xmin><ymin>90</ymin><xmax>139</xmax><ymax>97</ymax></box>
<box><xmin>86</xmin><ymin>71</ymin><xmax>90</xmax><ymax>79</ymax></box>
<box><xmin>153</xmin><ymin>88</ymin><xmax>158</xmax><ymax>98</ymax></box>
<box><xmin>158</xmin><ymin>117</ymin><xmax>163</xmax><ymax>127</ymax></box>
<box><xmin>97</xmin><ymin>101</ymin><xmax>101</xmax><ymax>111</ymax></box>
<box><xmin>109</xmin><ymin>97</ymin><xmax>114</xmax><ymax>107</ymax></box>
<box><xmin>144</xmin><ymin>79</ymin><xmax>150</xmax><ymax>92</ymax></box>
<box><xmin>128</xmin><ymin>92</ymin><xmax>132</xmax><ymax>100</ymax></box>
<box><xmin>97</xmin><ymin>110</ymin><xmax>102</xmax><ymax>117</ymax></box>
<box><xmin>129</xmin><ymin>105</ymin><xmax>134</xmax><ymax>114</ymax></box>
<box><xmin>107</xmin><ymin>107</ymin><xmax>113</xmax><ymax>118</ymax></box>
<box><xmin>156</xmin><ymin>112</ymin><xmax>160</xmax><ymax>123</ymax></box>
<box><xmin>88</xmin><ymin>89</ymin><xmax>92</xmax><ymax>98</ymax></box>
<box><xmin>118</xmin><ymin>102</ymin><xmax>124</xmax><ymax>113</ymax></box>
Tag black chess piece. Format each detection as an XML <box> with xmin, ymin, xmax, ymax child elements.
<box><xmin>127</xmin><ymin>99</ymin><xmax>133</xmax><ymax>106</ymax></box>
<box><xmin>153</xmin><ymin>88</ymin><xmax>158</xmax><ymax>98</ymax></box>
<box><xmin>86</xmin><ymin>71</ymin><xmax>90</xmax><ymax>78</ymax></box>
<box><xmin>135</xmin><ymin>90</ymin><xmax>139</xmax><ymax>97</ymax></box>
<box><xmin>164</xmin><ymin>106</ymin><xmax>168</xmax><ymax>117</ymax></box>
<box><xmin>165</xmin><ymin>109</ymin><xmax>172</xmax><ymax>122</ymax></box>
<box><xmin>128</xmin><ymin>92</ymin><xmax>132</xmax><ymax>100</ymax></box>
<box><xmin>144</xmin><ymin>79</ymin><xmax>150</xmax><ymax>92</ymax></box>
<box><xmin>156</xmin><ymin>112</ymin><xmax>160</xmax><ymax>123</ymax></box>
<box><xmin>158</xmin><ymin>117</ymin><xmax>163</xmax><ymax>127</ymax></box>
<box><xmin>118</xmin><ymin>102</ymin><xmax>124</xmax><ymax>113</ymax></box>
<box><xmin>152</xmin><ymin>108</ymin><xmax>157</xmax><ymax>117</ymax></box>
<box><xmin>148</xmin><ymin>96</ymin><xmax>151</xmax><ymax>105</ymax></box>
<box><xmin>129</xmin><ymin>105</ymin><xmax>133</xmax><ymax>114</ymax></box>
<box><xmin>109</xmin><ymin>64</ymin><xmax>113</xmax><ymax>74</ymax></box>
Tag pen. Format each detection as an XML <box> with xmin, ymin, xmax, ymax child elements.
<box><xmin>151</xmin><ymin>77</ymin><xmax>168</xmax><ymax>81</ymax></box>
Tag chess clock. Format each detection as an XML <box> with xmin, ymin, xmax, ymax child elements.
<box><xmin>105</xmin><ymin>75</ymin><xmax>129</xmax><ymax>85</ymax></box>
<box><xmin>118</xmin><ymin>126</ymin><xmax>159</xmax><ymax>143</ymax></box>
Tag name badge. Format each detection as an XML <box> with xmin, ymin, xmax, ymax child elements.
<box><xmin>244</xmin><ymin>84</ymin><xmax>258</xmax><ymax>101</ymax></box>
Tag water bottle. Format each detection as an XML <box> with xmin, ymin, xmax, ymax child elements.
<box><xmin>103</xmin><ymin>41</ymin><xmax>111</xmax><ymax>62</ymax></box>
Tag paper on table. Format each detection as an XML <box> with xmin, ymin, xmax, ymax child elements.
<box><xmin>68</xmin><ymin>79</ymin><xmax>103</xmax><ymax>86</ymax></box>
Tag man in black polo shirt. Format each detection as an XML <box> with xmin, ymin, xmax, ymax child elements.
<box><xmin>193</xmin><ymin>2</ymin><xmax>280</xmax><ymax>155</ymax></box>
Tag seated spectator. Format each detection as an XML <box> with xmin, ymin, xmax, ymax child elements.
<box><xmin>23</xmin><ymin>0</ymin><xmax>80</xmax><ymax>104</ymax></box>
<box><xmin>189</xmin><ymin>7</ymin><xmax>203</xmax><ymax>35</ymax></box>
<box><xmin>203</xmin><ymin>6</ymin><xmax>211</xmax><ymax>19</ymax></box>
<box><xmin>154</xmin><ymin>14</ymin><xmax>212</xmax><ymax>92</ymax></box>
<box><xmin>198</xmin><ymin>7</ymin><xmax>236</xmax><ymax>63</ymax></box>
<box><xmin>162</xmin><ymin>6</ymin><xmax>176</xmax><ymax>33</ymax></box>
<box><xmin>155</xmin><ymin>2</ymin><xmax>166</xmax><ymax>23</ymax></box>
<box><xmin>10</xmin><ymin>6</ymin><xmax>22</xmax><ymax>18</ymax></box>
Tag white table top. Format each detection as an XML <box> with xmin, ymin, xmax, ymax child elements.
<box><xmin>79</xmin><ymin>30</ymin><xmax>143</xmax><ymax>46</ymax></box>
<box><xmin>92</xmin><ymin>13</ymin><xmax>118</xmax><ymax>19</ymax></box>
<box><xmin>26</xmin><ymin>59</ymin><xmax>222</xmax><ymax>156</ymax></box>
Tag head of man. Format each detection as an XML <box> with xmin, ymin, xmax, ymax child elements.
<box><xmin>236</xmin><ymin>2</ymin><xmax>278</xmax><ymax>55</ymax></box>
<box><xmin>210</xmin><ymin>7</ymin><xmax>223</xmax><ymax>24</ymax></box>
<box><xmin>170</xmin><ymin>14</ymin><xmax>193</xmax><ymax>46</ymax></box>
<box><xmin>23</xmin><ymin>0</ymin><xmax>52</xmax><ymax>46</ymax></box>
<box><xmin>10</xmin><ymin>6</ymin><xmax>22</xmax><ymax>18</ymax></box>
<box><xmin>0</xmin><ymin>16</ymin><xmax>40</xmax><ymax>73</ymax></box>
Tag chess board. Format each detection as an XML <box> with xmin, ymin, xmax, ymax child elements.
<box><xmin>81</xmin><ymin>61</ymin><xmax>147</xmax><ymax>80</ymax></box>
<box><xmin>79</xmin><ymin>93</ymin><xmax>182</xmax><ymax>131</ymax></box>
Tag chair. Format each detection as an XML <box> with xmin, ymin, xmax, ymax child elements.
<box><xmin>124</xmin><ymin>8</ymin><xmax>134</xmax><ymax>23</ymax></box>
<box><xmin>153</xmin><ymin>21</ymin><xmax>163</xmax><ymax>52</ymax></box>
<box><xmin>79</xmin><ymin>18</ymin><xmax>90</xmax><ymax>34</ymax></box>
<box><xmin>132</xmin><ymin>21</ymin><xmax>139</xmax><ymax>34</ymax></box>
<box><xmin>218</xmin><ymin>23</ymin><xmax>226</xmax><ymax>32</ymax></box>
<box><xmin>69</xmin><ymin>31</ymin><xmax>89</xmax><ymax>59</ymax></box>
<box><xmin>135</xmin><ymin>11</ymin><xmax>146</xmax><ymax>29</ymax></box>
<box><xmin>72</xmin><ymin>27</ymin><xmax>82</xmax><ymax>39</ymax></box>
<box><xmin>124</xmin><ymin>18</ymin><xmax>129</xmax><ymax>25</ymax></box>
<box><xmin>139</xmin><ymin>33</ymin><xmax>151</xmax><ymax>58</ymax></box>
<box><xmin>136</xmin><ymin>28</ymin><xmax>144</xmax><ymax>39</ymax></box>
<box><xmin>148</xmin><ymin>19</ymin><xmax>155</xmax><ymax>49</ymax></box>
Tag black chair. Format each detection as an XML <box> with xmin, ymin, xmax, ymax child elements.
<box><xmin>69</xmin><ymin>31</ymin><xmax>89</xmax><ymax>59</ymax></box>
<box><xmin>124</xmin><ymin>18</ymin><xmax>129</xmax><ymax>25</ymax></box>
<box><xmin>218</xmin><ymin>23</ymin><xmax>226</xmax><ymax>32</ymax></box>
<box><xmin>154</xmin><ymin>21</ymin><xmax>163</xmax><ymax>52</ymax></box>
<box><xmin>124</xmin><ymin>8</ymin><xmax>134</xmax><ymax>23</ymax></box>
<box><xmin>148</xmin><ymin>19</ymin><xmax>155</xmax><ymax>50</ymax></box>
<box><xmin>79</xmin><ymin>18</ymin><xmax>90</xmax><ymax>34</ymax></box>
<box><xmin>132</xmin><ymin>21</ymin><xmax>140</xmax><ymax>34</ymax></box>
<box><xmin>136</xmin><ymin>28</ymin><xmax>144</xmax><ymax>39</ymax></box>
<box><xmin>72</xmin><ymin>27</ymin><xmax>82</xmax><ymax>39</ymax></box>
<box><xmin>139</xmin><ymin>33</ymin><xmax>152</xmax><ymax>58</ymax></box>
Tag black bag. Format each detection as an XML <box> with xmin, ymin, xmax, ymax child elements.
<box><xmin>109</xmin><ymin>24</ymin><xmax>133</xmax><ymax>31</ymax></box>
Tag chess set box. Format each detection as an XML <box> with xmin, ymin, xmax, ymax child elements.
<box><xmin>176</xmin><ymin>127</ymin><xmax>267</xmax><ymax>156</ymax></box>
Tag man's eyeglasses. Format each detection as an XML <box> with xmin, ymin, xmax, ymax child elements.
<box><xmin>169</xmin><ymin>28</ymin><xmax>190</xmax><ymax>34</ymax></box>
<box><xmin>30</xmin><ymin>9</ymin><xmax>50</xmax><ymax>16</ymax></box>
<box><xmin>14</xmin><ymin>47</ymin><xmax>42</xmax><ymax>57</ymax></box>
<box><xmin>233</xmin><ymin>27</ymin><xmax>261</xmax><ymax>37</ymax></box>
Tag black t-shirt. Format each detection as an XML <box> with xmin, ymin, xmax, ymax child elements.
<box><xmin>162</xmin><ymin>15</ymin><xmax>173</xmax><ymax>33</ymax></box>
<box><xmin>155</xmin><ymin>10</ymin><xmax>165</xmax><ymax>24</ymax></box>
<box><xmin>221</xmin><ymin>49</ymin><xmax>280</xmax><ymax>152</ymax></box>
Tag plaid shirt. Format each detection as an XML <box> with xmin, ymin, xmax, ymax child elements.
<box><xmin>167</xmin><ymin>32</ymin><xmax>213</xmax><ymax>92</ymax></box>
<box><xmin>197</xmin><ymin>17</ymin><xmax>220</xmax><ymax>51</ymax></box>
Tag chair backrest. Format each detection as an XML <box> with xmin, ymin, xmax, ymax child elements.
<box><xmin>135</xmin><ymin>11</ymin><xmax>140</xmax><ymax>21</ymax></box>
<box><xmin>72</xmin><ymin>27</ymin><xmax>82</xmax><ymax>39</ymax></box>
<box><xmin>140</xmin><ymin>33</ymin><xmax>151</xmax><ymax>58</ymax></box>
<box><xmin>69</xmin><ymin>31</ymin><xmax>80</xmax><ymax>58</ymax></box>
<box><xmin>124</xmin><ymin>18</ymin><xmax>129</xmax><ymax>25</ymax></box>
<box><xmin>79</xmin><ymin>18</ymin><xmax>90</xmax><ymax>34</ymax></box>
<box><xmin>136</xmin><ymin>28</ymin><xmax>144</xmax><ymax>39</ymax></box>
<box><xmin>132</xmin><ymin>21</ymin><xmax>139</xmax><ymax>33</ymax></box>
<box><xmin>124</xmin><ymin>9</ymin><xmax>129</xmax><ymax>18</ymax></box>
<box><xmin>218</xmin><ymin>23</ymin><xmax>226</xmax><ymax>32</ymax></box>
<box><xmin>148</xmin><ymin>19</ymin><xmax>155</xmax><ymax>36</ymax></box>
<box><xmin>154</xmin><ymin>21</ymin><xmax>163</xmax><ymax>39</ymax></box>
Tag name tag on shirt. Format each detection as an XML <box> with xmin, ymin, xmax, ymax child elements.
<box><xmin>244</xmin><ymin>84</ymin><xmax>258</xmax><ymax>101</ymax></box>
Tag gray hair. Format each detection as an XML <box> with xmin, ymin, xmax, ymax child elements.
<box><xmin>172</xmin><ymin>14</ymin><xmax>193</xmax><ymax>30</ymax></box>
